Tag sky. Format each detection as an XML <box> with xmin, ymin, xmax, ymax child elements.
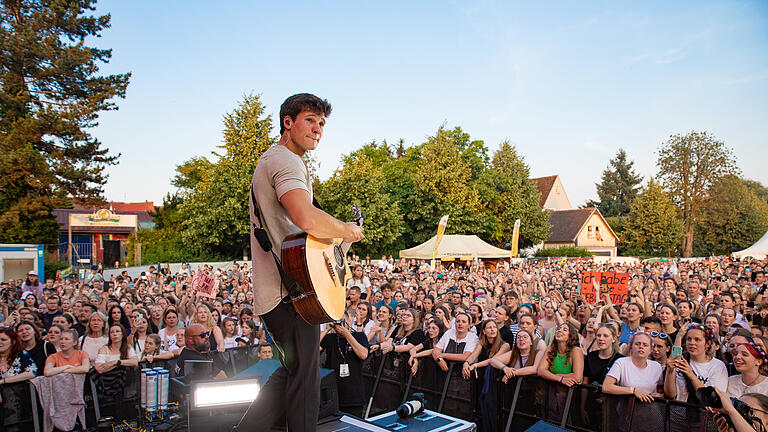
<box><xmin>90</xmin><ymin>1</ymin><xmax>768</xmax><ymax>208</ymax></box>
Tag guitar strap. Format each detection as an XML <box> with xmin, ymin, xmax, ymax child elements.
<box><xmin>249</xmin><ymin>185</ymin><xmax>315</xmax><ymax>302</ymax></box>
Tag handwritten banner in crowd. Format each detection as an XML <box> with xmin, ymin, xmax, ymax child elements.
<box><xmin>580</xmin><ymin>271</ymin><xmax>629</xmax><ymax>304</ymax></box>
<box><xmin>193</xmin><ymin>268</ymin><xmax>219</xmax><ymax>298</ymax></box>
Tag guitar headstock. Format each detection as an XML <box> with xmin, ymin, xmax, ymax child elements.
<box><xmin>352</xmin><ymin>205</ymin><xmax>364</xmax><ymax>226</ymax></box>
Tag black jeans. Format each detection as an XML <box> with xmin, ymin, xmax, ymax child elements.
<box><xmin>236</xmin><ymin>301</ymin><xmax>320</xmax><ymax>431</ymax></box>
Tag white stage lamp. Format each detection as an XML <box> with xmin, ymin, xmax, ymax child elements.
<box><xmin>192</xmin><ymin>379</ymin><xmax>261</xmax><ymax>409</ymax></box>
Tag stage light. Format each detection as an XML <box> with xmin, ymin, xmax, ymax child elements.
<box><xmin>192</xmin><ymin>379</ymin><xmax>261</xmax><ymax>409</ymax></box>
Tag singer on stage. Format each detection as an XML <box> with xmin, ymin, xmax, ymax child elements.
<box><xmin>236</xmin><ymin>93</ymin><xmax>364</xmax><ymax>432</ymax></box>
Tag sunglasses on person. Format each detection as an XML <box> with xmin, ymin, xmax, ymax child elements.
<box><xmin>191</xmin><ymin>331</ymin><xmax>211</xmax><ymax>339</ymax></box>
<box><xmin>651</xmin><ymin>331</ymin><xmax>668</xmax><ymax>339</ymax></box>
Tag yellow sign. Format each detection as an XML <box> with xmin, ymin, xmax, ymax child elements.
<box><xmin>433</xmin><ymin>215</ymin><xmax>450</xmax><ymax>259</ymax></box>
<box><xmin>70</xmin><ymin>209</ymin><xmax>137</xmax><ymax>228</ymax></box>
<box><xmin>89</xmin><ymin>209</ymin><xmax>120</xmax><ymax>222</ymax></box>
<box><xmin>510</xmin><ymin>219</ymin><xmax>521</xmax><ymax>258</ymax></box>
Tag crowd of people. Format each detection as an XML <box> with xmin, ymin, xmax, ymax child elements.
<box><xmin>1</xmin><ymin>255</ymin><xmax>767</xmax><ymax>431</ymax></box>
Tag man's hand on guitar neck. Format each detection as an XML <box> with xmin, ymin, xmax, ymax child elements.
<box><xmin>280</xmin><ymin>189</ymin><xmax>364</xmax><ymax>242</ymax></box>
<box><xmin>343</xmin><ymin>222</ymin><xmax>364</xmax><ymax>243</ymax></box>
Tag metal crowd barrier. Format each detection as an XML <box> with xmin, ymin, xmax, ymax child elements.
<box><xmin>0</xmin><ymin>344</ymin><xmax>270</xmax><ymax>431</ymax></box>
<box><xmin>360</xmin><ymin>352</ymin><xmax>721</xmax><ymax>432</ymax></box>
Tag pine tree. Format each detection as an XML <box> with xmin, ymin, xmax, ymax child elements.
<box><xmin>0</xmin><ymin>0</ymin><xmax>130</xmax><ymax>244</ymax></box>
<box><xmin>624</xmin><ymin>179</ymin><xmax>684</xmax><ymax>256</ymax></box>
<box><xmin>479</xmin><ymin>141</ymin><xmax>550</xmax><ymax>248</ymax></box>
<box><xmin>587</xmin><ymin>149</ymin><xmax>643</xmax><ymax>217</ymax></box>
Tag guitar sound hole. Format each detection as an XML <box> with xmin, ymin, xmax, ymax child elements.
<box><xmin>333</xmin><ymin>245</ymin><xmax>344</xmax><ymax>267</ymax></box>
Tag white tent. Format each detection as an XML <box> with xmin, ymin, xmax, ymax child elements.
<box><xmin>399</xmin><ymin>235</ymin><xmax>510</xmax><ymax>260</ymax></box>
<box><xmin>732</xmin><ymin>230</ymin><xmax>768</xmax><ymax>260</ymax></box>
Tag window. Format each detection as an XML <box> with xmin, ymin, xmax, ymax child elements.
<box><xmin>587</xmin><ymin>226</ymin><xmax>593</xmax><ymax>238</ymax></box>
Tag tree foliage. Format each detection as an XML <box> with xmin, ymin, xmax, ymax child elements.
<box><xmin>587</xmin><ymin>149</ymin><xmax>643</xmax><ymax>217</ymax></box>
<box><xmin>314</xmin><ymin>149</ymin><xmax>405</xmax><ymax>257</ymax></box>
<box><xmin>743</xmin><ymin>179</ymin><xmax>768</xmax><ymax>206</ymax></box>
<box><xmin>694</xmin><ymin>175</ymin><xmax>768</xmax><ymax>256</ymax></box>
<box><xmin>535</xmin><ymin>246</ymin><xmax>593</xmax><ymax>257</ymax></box>
<box><xmin>176</xmin><ymin>94</ymin><xmax>276</xmax><ymax>259</ymax></box>
<box><xmin>0</xmin><ymin>0</ymin><xmax>129</xmax><ymax>245</ymax></box>
<box><xmin>479</xmin><ymin>141</ymin><xmax>550</xmax><ymax>248</ymax></box>
<box><xmin>316</xmin><ymin>127</ymin><xmax>550</xmax><ymax>256</ymax></box>
<box><xmin>656</xmin><ymin>131</ymin><xmax>738</xmax><ymax>257</ymax></box>
<box><xmin>623</xmin><ymin>179</ymin><xmax>684</xmax><ymax>256</ymax></box>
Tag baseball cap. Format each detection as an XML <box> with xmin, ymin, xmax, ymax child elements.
<box><xmin>28</xmin><ymin>270</ymin><xmax>38</xmax><ymax>276</ymax></box>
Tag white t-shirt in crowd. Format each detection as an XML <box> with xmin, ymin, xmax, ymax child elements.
<box><xmin>95</xmin><ymin>346</ymin><xmax>138</xmax><ymax>364</ymax></box>
<box><xmin>674</xmin><ymin>357</ymin><xmax>728</xmax><ymax>402</ymax></box>
<box><xmin>223</xmin><ymin>336</ymin><xmax>237</xmax><ymax>350</ymax></box>
<box><xmin>727</xmin><ymin>374</ymin><xmax>768</xmax><ymax>399</ymax></box>
<box><xmin>80</xmin><ymin>335</ymin><xmax>108</xmax><ymax>364</ymax></box>
<box><xmin>346</xmin><ymin>276</ymin><xmax>371</xmax><ymax>291</ymax></box>
<box><xmin>436</xmin><ymin>330</ymin><xmax>479</xmax><ymax>354</ymax></box>
<box><xmin>606</xmin><ymin>357</ymin><xmax>663</xmax><ymax>394</ymax></box>
<box><xmin>157</xmin><ymin>328</ymin><xmax>179</xmax><ymax>351</ymax></box>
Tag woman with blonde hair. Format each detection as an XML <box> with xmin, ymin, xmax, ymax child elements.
<box><xmin>193</xmin><ymin>304</ymin><xmax>224</xmax><ymax>352</ymax></box>
<box><xmin>79</xmin><ymin>311</ymin><xmax>108</xmax><ymax>364</ymax></box>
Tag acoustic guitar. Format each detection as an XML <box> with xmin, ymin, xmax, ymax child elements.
<box><xmin>281</xmin><ymin>205</ymin><xmax>363</xmax><ymax>325</ymax></box>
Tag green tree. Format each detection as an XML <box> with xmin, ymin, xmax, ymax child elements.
<box><xmin>656</xmin><ymin>131</ymin><xmax>738</xmax><ymax>257</ymax></box>
<box><xmin>172</xmin><ymin>157</ymin><xmax>214</xmax><ymax>193</ymax></box>
<box><xmin>315</xmin><ymin>154</ymin><xmax>405</xmax><ymax>257</ymax></box>
<box><xmin>179</xmin><ymin>94</ymin><xmax>276</xmax><ymax>258</ymax></box>
<box><xmin>0</xmin><ymin>0</ymin><xmax>130</xmax><ymax>244</ymax></box>
<box><xmin>587</xmin><ymin>149</ymin><xmax>643</xmax><ymax>217</ymax></box>
<box><xmin>405</xmin><ymin>126</ymin><xmax>492</xmax><ymax>244</ymax></box>
<box><xmin>743</xmin><ymin>179</ymin><xmax>768</xmax><ymax>205</ymax></box>
<box><xmin>624</xmin><ymin>179</ymin><xmax>684</xmax><ymax>256</ymax></box>
<box><xmin>695</xmin><ymin>175</ymin><xmax>768</xmax><ymax>255</ymax></box>
<box><xmin>478</xmin><ymin>141</ymin><xmax>550</xmax><ymax>248</ymax></box>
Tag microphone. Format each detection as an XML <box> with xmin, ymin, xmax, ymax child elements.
<box><xmin>396</xmin><ymin>393</ymin><xmax>426</xmax><ymax>418</ymax></box>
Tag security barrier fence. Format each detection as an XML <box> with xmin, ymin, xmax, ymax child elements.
<box><xmin>362</xmin><ymin>351</ymin><xmax>722</xmax><ymax>432</ymax></box>
<box><xmin>2</xmin><ymin>346</ymin><xmax>723</xmax><ymax>432</ymax></box>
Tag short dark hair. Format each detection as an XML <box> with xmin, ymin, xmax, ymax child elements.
<box><xmin>279</xmin><ymin>93</ymin><xmax>332</xmax><ymax>134</ymax></box>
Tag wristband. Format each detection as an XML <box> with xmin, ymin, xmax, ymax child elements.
<box><xmin>559</xmin><ymin>376</ymin><xmax>563</xmax><ymax>383</ymax></box>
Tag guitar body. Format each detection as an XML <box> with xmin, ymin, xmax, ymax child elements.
<box><xmin>281</xmin><ymin>232</ymin><xmax>348</xmax><ymax>324</ymax></box>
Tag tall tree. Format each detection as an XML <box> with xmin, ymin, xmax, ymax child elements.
<box><xmin>405</xmin><ymin>126</ymin><xmax>492</xmax><ymax>244</ymax></box>
<box><xmin>656</xmin><ymin>131</ymin><xmax>738</xmax><ymax>257</ymax></box>
<box><xmin>179</xmin><ymin>94</ymin><xmax>275</xmax><ymax>258</ymax></box>
<box><xmin>314</xmin><ymin>154</ymin><xmax>405</xmax><ymax>257</ymax></box>
<box><xmin>587</xmin><ymin>149</ymin><xmax>643</xmax><ymax>217</ymax></box>
<box><xmin>624</xmin><ymin>179</ymin><xmax>684</xmax><ymax>256</ymax></box>
<box><xmin>695</xmin><ymin>175</ymin><xmax>768</xmax><ymax>256</ymax></box>
<box><xmin>0</xmin><ymin>0</ymin><xmax>130</xmax><ymax>244</ymax></box>
<box><xmin>478</xmin><ymin>141</ymin><xmax>550</xmax><ymax>248</ymax></box>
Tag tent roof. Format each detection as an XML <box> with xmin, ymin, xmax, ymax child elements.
<box><xmin>399</xmin><ymin>234</ymin><xmax>510</xmax><ymax>259</ymax></box>
<box><xmin>732</xmin><ymin>230</ymin><xmax>768</xmax><ymax>260</ymax></box>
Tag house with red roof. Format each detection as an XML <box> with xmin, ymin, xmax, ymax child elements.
<box><xmin>531</xmin><ymin>176</ymin><xmax>618</xmax><ymax>257</ymax></box>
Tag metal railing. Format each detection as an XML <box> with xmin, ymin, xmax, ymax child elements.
<box><xmin>360</xmin><ymin>352</ymin><xmax>721</xmax><ymax>432</ymax></box>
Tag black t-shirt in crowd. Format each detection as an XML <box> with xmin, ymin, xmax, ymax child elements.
<box><xmin>321</xmin><ymin>331</ymin><xmax>370</xmax><ymax>408</ymax></box>
<box><xmin>391</xmin><ymin>326</ymin><xmax>426</xmax><ymax>348</ymax></box>
<box><xmin>583</xmin><ymin>350</ymin><xmax>623</xmax><ymax>385</ymax></box>
<box><xmin>499</xmin><ymin>325</ymin><xmax>514</xmax><ymax>346</ymax></box>
<box><xmin>26</xmin><ymin>341</ymin><xmax>56</xmax><ymax>374</ymax></box>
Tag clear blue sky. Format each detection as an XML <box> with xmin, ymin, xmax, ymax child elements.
<box><xmin>91</xmin><ymin>1</ymin><xmax>768</xmax><ymax>208</ymax></box>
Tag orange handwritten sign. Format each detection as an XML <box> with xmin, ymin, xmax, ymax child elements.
<box><xmin>580</xmin><ymin>271</ymin><xmax>629</xmax><ymax>304</ymax></box>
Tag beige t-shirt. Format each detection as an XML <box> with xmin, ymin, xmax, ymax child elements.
<box><xmin>249</xmin><ymin>144</ymin><xmax>311</xmax><ymax>315</ymax></box>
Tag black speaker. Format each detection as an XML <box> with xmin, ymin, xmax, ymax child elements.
<box><xmin>319</xmin><ymin>368</ymin><xmax>339</xmax><ymax>420</ymax></box>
